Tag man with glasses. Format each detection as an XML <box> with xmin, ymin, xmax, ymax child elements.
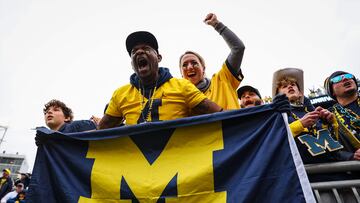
<box><xmin>99</xmin><ymin>31</ymin><xmax>222</xmax><ymax>128</ymax></box>
<box><xmin>324</xmin><ymin>71</ymin><xmax>360</xmax><ymax>160</ymax></box>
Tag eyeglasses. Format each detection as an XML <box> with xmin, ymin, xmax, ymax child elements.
<box><xmin>130</xmin><ymin>46</ymin><xmax>155</xmax><ymax>56</ymax></box>
<box><xmin>330</xmin><ymin>73</ymin><xmax>354</xmax><ymax>84</ymax></box>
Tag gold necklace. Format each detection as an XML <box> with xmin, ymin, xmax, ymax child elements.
<box><xmin>139</xmin><ymin>81</ymin><xmax>158</xmax><ymax>122</ymax></box>
<box><xmin>333</xmin><ymin>97</ymin><xmax>360</xmax><ymax>131</ymax></box>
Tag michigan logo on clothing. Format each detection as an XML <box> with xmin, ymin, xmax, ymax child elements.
<box><xmin>298</xmin><ymin>129</ymin><xmax>343</xmax><ymax>156</ymax></box>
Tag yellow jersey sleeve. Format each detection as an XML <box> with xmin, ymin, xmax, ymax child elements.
<box><xmin>289</xmin><ymin>120</ymin><xmax>305</xmax><ymax>137</ymax></box>
<box><xmin>180</xmin><ymin>79</ymin><xmax>207</xmax><ymax>109</ymax></box>
<box><xmin>106</xmin><ymin>85</ymin><xmax>131</xmax><ymax>118</ymax></box>
<box><xmin>217</xmin><ymin>62</ymin><xmax>242</xmax><ymax>89</ymax></box>
<box><xmin>205</xmin><ymin>63</ymin><xmax>241</xmax><ymax>110</ymax></box>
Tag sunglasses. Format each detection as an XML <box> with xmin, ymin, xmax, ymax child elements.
<box><xmin>330</xmin><ymin>73</ymin><xmax>354</xmax><ymax>84</ymax></box>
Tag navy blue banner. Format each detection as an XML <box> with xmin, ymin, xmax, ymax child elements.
<box><xmin>28</xmin><ymin>102</ymin><xmax>314</xmax><ymax>203</ymax></box>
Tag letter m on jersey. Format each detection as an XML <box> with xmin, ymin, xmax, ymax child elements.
<box><xmin>78</xmin><ymin>122</ymin><xmax>226</xmax><ymax>202</ymax></box>
<box><xmin>298</xmin><ymin>129</ymin><xmax>343</xmax><ymax>156</ymax></box>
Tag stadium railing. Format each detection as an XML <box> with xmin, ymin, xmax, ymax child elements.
<box><xmin>305</xmin><ymin>161</ymin><xmax>360</xmax><ymax>203</ymax></box>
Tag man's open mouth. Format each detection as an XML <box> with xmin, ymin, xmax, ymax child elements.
<box><xmin>138</xmin><ymin>57</ymin><xmax>148</xmax><ymax>67</ymax></box>
<box><xmin>343</xmin><ymin>81</ymin><xmax>352</xmax><ymax>87</ymax></box>
<box><xmin>245</xmin><ymin>100</ymin><xmax>254</xmax><ymax>106</ymax></box>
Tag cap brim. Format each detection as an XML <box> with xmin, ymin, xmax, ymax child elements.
<box><xmin>237</xmin><ymin>85</ymin><xmax>261</xmax><ymax>99</ymax></box>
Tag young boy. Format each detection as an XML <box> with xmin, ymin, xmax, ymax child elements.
<box><xmin>43</xmin><ymin>99</ymin><xmax>96</xmax><ymax>133</ymax></box>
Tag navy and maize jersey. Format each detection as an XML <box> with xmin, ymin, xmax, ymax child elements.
<box><xmin>288</xmin><ymin>105</ymin><xmax>346</xmax><ymax>164</ymax></box>
<box><xmin>106</xmin><ymin>78</ymin><xmax>207</xmax><ymax>125</ymax></box>
<box><xmin>204</xmin><ymin>62</ymin><xmax>242</xmax><ymax>110</ymax></box>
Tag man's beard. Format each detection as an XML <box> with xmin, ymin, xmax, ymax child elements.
<box><xmin>342</xmin><ymin>88</ymin><xmax>357</xmax><ymax>98</ymax></box>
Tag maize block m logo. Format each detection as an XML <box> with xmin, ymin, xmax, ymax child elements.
<box><xmin>79</xmin><ymin>122</ymin><xmax>226</xmax><ymax>202</ymax></box>
<box><xmin>298</xmin><ymin>129</ymin><xmax>343</xmax><ymax>156</ymax></box>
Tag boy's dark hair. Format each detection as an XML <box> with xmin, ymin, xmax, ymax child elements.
<box><xmin>43</xmin><ymin>99</ymin><xmax>74</xmax><ymax>122</ymax></box>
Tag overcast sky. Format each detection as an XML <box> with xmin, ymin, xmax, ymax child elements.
<box><xmin>1</xmin><ymin>0</ymin><xmax>359</xmax><ymax>171</ymax></box>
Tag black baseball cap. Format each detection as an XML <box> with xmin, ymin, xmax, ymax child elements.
<box><xmin>125</xmin><ymin>31</ymin><xmax>158</xmax><ymax>56</ymax></box>
<box><xmin>237</xmin><ymin>85</ymin><xmax>262</xmax><ymax>99</ymax></box>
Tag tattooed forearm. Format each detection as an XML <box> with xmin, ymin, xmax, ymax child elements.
<box><xmin>98</xmin><ymin>114</ymin><xmax>123</xmax><ymax>129</ymax></box>
<box><xmin>192</xmin><ymin>99</ymin><xmax>222</xmax><ymax>114</ymax></box>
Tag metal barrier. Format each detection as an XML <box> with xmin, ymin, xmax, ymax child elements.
<box><xmin>305</xmin><ymin>161</ymin><xmax>360</xmax><ymax>203</ymax></box>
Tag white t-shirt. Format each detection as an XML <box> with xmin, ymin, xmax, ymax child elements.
<box><xmin>1</xmin><ymin>191</ymin><xmax>17</xmax><ymax>203</ymax></box>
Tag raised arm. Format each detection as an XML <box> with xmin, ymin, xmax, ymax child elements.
<box><xmin>191</xmin><ymin>99</ymin><xmax>223</xmax><ymax>115</ymax></box>
<box><xmin>204</xmin><ymin>13</ymin><xmax>245</xmax><ymax>76</ymax></box>
<box><xmin>98</xmin><ymin>114</ymin><xmax>124</xmax><ymax>129</ymax></box>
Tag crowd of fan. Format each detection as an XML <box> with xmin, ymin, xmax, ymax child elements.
<box><xmin>0</xmin><ymin>169</ymin><xmax>30</xmax><ymax>202</ymax></box>
<box><xmin>37</xmin><ymin>12</ymin><xmax>359</xmax><ymax>188</ymax></box>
